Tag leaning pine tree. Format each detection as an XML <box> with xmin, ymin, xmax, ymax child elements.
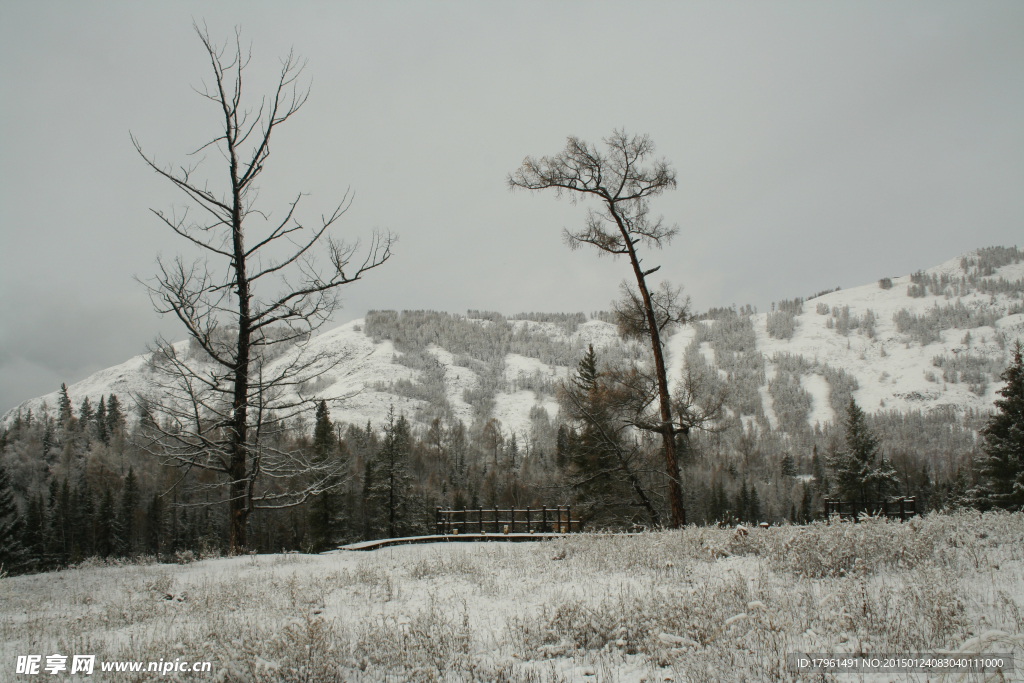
<box><xmin>509</xmin><ymin>131</ymin><xmax>691</xmax><ymax>527</ymax></box>
<box><xmin>974</xmin><ymin>341</ymin><xmax>1024</xmax><ymax>509</ymax></box>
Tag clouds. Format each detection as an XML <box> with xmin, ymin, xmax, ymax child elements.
<box><xmin>1</xmin><ymin>1</ymin><xmax>1021</xmax><ymax>414</ymax></box>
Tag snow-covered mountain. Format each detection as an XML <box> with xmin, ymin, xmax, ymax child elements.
<box><xmin>3</xmin><ymin>248</ymin><xmax>1022</xmax><ymax>436</ymax></box>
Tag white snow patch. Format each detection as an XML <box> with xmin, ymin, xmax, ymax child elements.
<box><xmin>491</xmin><ymin>390</ymin><xmax>540</xmax><ymax>439</ymax></box>
<box><xmin>758</xmin><ymin>385</ymin><xmax>779</xmax><ymax>431</ymax></box>
<box><xmin>800</xmin><ymin>373</ymin><xmax>833</xmax><ymax>427</ymax></box>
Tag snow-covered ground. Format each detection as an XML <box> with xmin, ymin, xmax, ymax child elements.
<box><xmin>2</xmin><ymin>510</ymin><xmax>1022</xmax><ymax>682</ymax></box>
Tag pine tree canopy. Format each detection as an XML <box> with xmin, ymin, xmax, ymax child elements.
<box><xmin>828</xmin><ymin>398</ymin><xmax>898</xmax><ymax>503</ymax></box>
<box><xmin>0</xmin><ymin>461</ymin><xmax>25</xmax><ymax>570</ymax></box>
<box><xmin>976</xmin><ymin>341</ymin><xmax>1024</xmax><ymax>509</ymax></box>
<box><xmin>58</xmin><ymin>384</ymin><xmax>72</xmax><ymax>424</ymax></box>
<box><xmin>313</xmin><ymin>399</ymin><xmax>337</xmax><ymax>461</ymax></box>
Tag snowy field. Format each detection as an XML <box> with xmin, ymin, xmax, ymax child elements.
<box><xmin>3</xmin><ymin>511</ymin><xmax>1024</xmax><ymax>682</ymax></box>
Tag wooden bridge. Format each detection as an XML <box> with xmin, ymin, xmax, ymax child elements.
<box><xmin>435</xmin><ymin>506</ymin><xmax>582</xmax><ymax>535</ymax></box>
<box><xmin>336</xmin><ymin>506</ymin><xmax>582</xmax><ymax>551</ymax></box>
<box><xmin>823</xmin><ymin>497</ymin><xmax>918</xmax><ymax>522</ymax></box>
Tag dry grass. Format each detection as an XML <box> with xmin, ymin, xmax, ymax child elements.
<box><xmin>1</xmin><ymin>510</ymin><xmax>1023</xmax><ymax>682</ymax></box>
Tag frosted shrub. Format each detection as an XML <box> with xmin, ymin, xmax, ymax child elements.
<box><xmin>511</xmin><ymin>572</ymin><xmax>750</xmax><ymax>657</ymax></box>
<box><xmin>761</xmin><ymin>515</ymin><xmax>942</xmax><ymax>578</ymax></box>
<box><xmin>353</xmin><ymin>596</ymin><xmax>473</xmax><ymax>679</ymax></box>
<box><xmin>766</xmin><ymin>310</ymin><xmax>796</xmax><ymax>339</ymax></box>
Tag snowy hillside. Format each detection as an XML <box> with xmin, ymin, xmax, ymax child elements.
<box><xmin>3</xmin><ymin>247</ymin><xmax>1022</xmax><ymax>438</ymax></box>
<box><xmin>745</xmin><ymin>248</ymin><xmax>1023</xmax><ymax>424</ymax></box>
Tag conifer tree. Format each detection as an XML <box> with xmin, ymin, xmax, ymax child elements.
<box><xmin>798</xmin><ymin>483</ymin><xmax>813</xmax><ymax>523</ymax></box>
<box><xmin>74</xmin><ymin>481</ymin><xmax>95</xmax><ymax>559</ymax></box>
<box><xmin>810</xmin><ymin>445</ymin><xmax>824</xmax><ymax>491</ymax></box>
<box><xmin>41</xmin><ymin>419</ymin><xmax>55</xmax><ymax>456</ymax></box>
<box><xmin>97</xmin><ymin>487</ymin><xmax>116</xmax><ymax>558</ymax></box>
<box><xmin>95</xmin><ymin>397</ymin><xmax>108</xmax><ymax>444</ymax></box>
<box><xmin>748</xmin><ymin>483</ymin><xmax>761</xmax><ymax>523</ymax></box>
<box><xmin>58</xmin><ymin>383</ymin><xmax>73</xmax><ymax>425</ymax></box>
<box><xmin>106</xmin><ymin>394</ymin><xmax>125</xmax><ymax>437</ymax></box>
<box><xmin>307</xmin><ymin>400</ymin><xmax>344</xmax><ymax>551</ymax></box>
<box><xmin>366</xmin><ymin>407</ymin><xmax>416</xmax><ymax>539</ymax></box>
<box><xmin>79</xmin><ymin>397</ymin><xmax>94</xmax><ymax>428</ymax></box>
<box><xmin>0</xmin><ymin>461</ymin><xmax>25</xmax><ymax>572</ymax></box>
<box><xmin>118</xmin><ymin>467</ymin><xmax>140</xmax><ymax>555</ymax></box>
<box><xmin>737</xmin><ymin>481</ymin><xmax>750</xmax><ymax>524</ymax></box>
<box><xmin>780</xmin><ymin>453</ymin><xmax>797</xmax><ymax>477</ymax></box>
<box><xmin>707</xmin><ymin>480</ymin><xmax>728</xmax><ymax>524</ymax></box>
<box><xmin>45</xmin><ymin>479</ymin><xmax>71</xmax><ymax>565</ymax></box>
<box><xmin>828</xmin><ymin>399</ymin><xmax>898</xmax><ymax>505</ymax></box>
<box><xmin>974</xmin><ymin>341</ymin><xmax>1024</xmax><ymax>509</ymax></box>
<box><xmin>22</xmin><ymin>493</ymin><xmax>45</xmax><ymax>568</ymax></box>
<box><xmin>555</xmin><ymin>425</ymin><xmax>570</xmax><ymax>470</ymax></box>
<box><xmin>360</xmin><ymin>457</ymin><xmax>376</xmax><ymax>541</ymax></box>
<box><xmin>510</xmin><ymin>131</ymin><xmax>689</xmax><ymax>527</ymax></box>
<box><xmin>559</xmin><ymin>344</ymin><xmax>660</xmax><ymax>525</ymax></box>
<box><xmin>145</xmin><ymin>493</ymin><xmax>164</xmax><ymax>559</ymax></box>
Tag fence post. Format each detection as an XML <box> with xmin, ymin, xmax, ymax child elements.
<box><xmin>542</xmin><ymin>506</ymin><xmax>548</xmax><ymax>533</ymax></box>
<box><xmin>494</xmin><ymin>506</ymin><xmax>500</xmax><ymax>534</ymax></box>
<box><xmin>436</xmin><ymin>506</ymin><xmax>442</xmax><ymax>535</ymax></box>
<box><xmin>479</xmin><ymin>508</ymin><xmax>484</xmax><ymax>534</ymax></box>
<box><xmin>526</xmin><ymin>507</ymin><xmax>532</xmax><ymax>533</ymax></box>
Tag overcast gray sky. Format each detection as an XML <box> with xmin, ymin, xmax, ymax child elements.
<box><xmin>1</xmin><ymin>1</ymin><xmax>1021</xmax><ymax>415</ymax></box>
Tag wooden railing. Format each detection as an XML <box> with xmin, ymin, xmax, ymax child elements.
<box><xmin>435</xmin><ymin>506</ymin><xmax>582</xmax><ymax>535</ymax></box>
<box><xmin>823</xmin><ymin>497</ymin><xmax>917</xmax><ymax>522</ymax></box>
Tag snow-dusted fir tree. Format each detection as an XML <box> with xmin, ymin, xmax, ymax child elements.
<box><xmin>365</xmin><ymin>407</ymin><xmax>417</xmax><ymax>539</ymax></box>
<box><xmin>0</xmin><ymin>461</ymin><xmax>25</xmax><ymax>572</ymax></box>
<box><xmin>117</xmin><ymin>467</ymin><xmax>140</xmax><ymax>556</ymax></box>
<box><xmin>306</xmin><ymin>400</ymin><xmax>345</xmax><ymax>551</ymax></box>
<box><xmin>828</xmin><ymin>399</ymin><xmax>899</xmax><ymax>504</ymax></box>
<box><xmin>559</xmin><ymin>344</ymin><xmax>660</xmax><ymax>526</ymax></box>
<box><xmin>973</xmin><ymin>341</ymin><xmax>1024</xmax><ymax>509</ymax></box>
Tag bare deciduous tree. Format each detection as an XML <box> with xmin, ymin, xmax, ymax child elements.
<box><xmin>509</xmin><ymin>130</ymin><xmax>691</xmax><ymax>526</ymax></box>
<box><xmin>133</xmin><ymin>23</ymin><xmax>393</xmax><ymax>551</ymax></box>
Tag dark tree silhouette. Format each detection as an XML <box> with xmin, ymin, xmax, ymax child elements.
<box><xmin>133</xmin><ymin>23</ymin><xmax>393</xmax><ymax>552</ymax></box>
<box><xmin>828</xmin><ymin>399</ymin><xmax>898</xmax><ymax>504</ymax></box>
<box><xmin>559</xmin><ymin>345</ymin><xmax>660</xmax><ymax>526</ymax></box>
<box><xmin>0</xmin><ymin>461</ymin><xmax>24</xmax><ymax>572</ymax></box>
<box><xmin>975</xmin><ymin>341</ymin><xmax>1024</xmax><ymax>509</ymax></box>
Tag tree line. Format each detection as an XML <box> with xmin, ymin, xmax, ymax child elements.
<box><xmin>2</xmin><ymin>340</ymin><xmax>1021</xmax><ymax>574</ymax></box>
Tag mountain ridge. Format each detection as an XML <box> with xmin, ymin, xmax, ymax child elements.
<box><xmin>4</xmin><ymin>247</ymin><xmax>1022</xmax><ymax>439</ymax></box>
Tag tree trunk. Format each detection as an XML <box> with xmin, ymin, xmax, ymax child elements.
<box><xmin>619</xmin><ymin>224</ymin><xmax>686</xmax><ymax>528</ymax></box>
<box><xmin>229</xmin><ymin>142</ymin><xmax>250</xmax><ymax>553</ymax></box>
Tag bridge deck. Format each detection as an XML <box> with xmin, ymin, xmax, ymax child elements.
<box><xmin>337</xmin><ymin>532</ymin><xmax>567</xmax><ymax>551</ymax></box>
